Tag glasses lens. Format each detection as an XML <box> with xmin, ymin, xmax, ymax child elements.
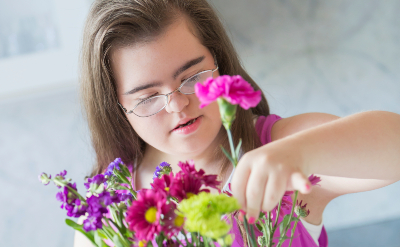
<box><xmin>180</xmin><ymin>70</ymin><xmax>213</xmax><ymax>94</ymax></box>
<box><xmin>133</xmin><ymin>95</ymin><xmax>167</xmax><ymax>117</ymax></box>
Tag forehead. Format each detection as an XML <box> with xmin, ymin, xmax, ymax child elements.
<box><xmin>110</xmin><ymin>18</ymin><xmax>210</xmax><ymax>90</ymax></box>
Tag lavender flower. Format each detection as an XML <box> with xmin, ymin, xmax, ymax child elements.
<box><xmin>83</xmin><ymin>214</ymin><xmax>103</xmax><ymax>232</ymax></box>
<box><xmin>105</xmin><ymin>158</ymin><xmax>124</xmax><ymax>177</ymax></box>
<box><xmin>84</xmin><ymin>174</ymin><xmax>107</xmax><ymax>196</ymax></box>
<box><xmin>53</xmin><ymin>170</ymin><xmax>70</xmax><ymax>188</ymax></box>
<box><xmin>152</xmin><ymin>162</ymin><xmax>172</xmax><ymax>180</ymax></box>
<box><xmin>38</xmin><ymin>172</ymin><xmax>51</xmax><ymax>185</ymax></box>
<box><xmin>56</xmin><ymin>183</ymin><xmax>87</xmax><ymax>218</ymax></box>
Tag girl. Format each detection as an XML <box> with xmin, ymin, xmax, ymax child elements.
<box><xmin>75</xmin><ymin>0</ymin><xmax>400</xmax><ymax>246</ymax></box>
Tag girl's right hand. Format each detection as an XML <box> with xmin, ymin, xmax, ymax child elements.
<box><xmin>230</xmin><ymin>136</ymin><xmax>312</xmax><ymax>222</ymax></box>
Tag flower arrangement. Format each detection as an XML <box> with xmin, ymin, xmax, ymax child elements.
<box><xmin>39</xmin><ymin>74</ymin><xmax>320</xmax><ymax>247</ymax></box>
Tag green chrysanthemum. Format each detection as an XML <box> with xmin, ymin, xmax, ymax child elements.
<box><xmin>177</xmin><ymin>192</ymin><xmax>241</xmax><ymax>240</ymax></box>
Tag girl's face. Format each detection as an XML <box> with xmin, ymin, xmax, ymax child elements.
<box><xmin>111</xmin><ymin>18</ymin><xmax>222</xmax><ymax>159</ymax></box>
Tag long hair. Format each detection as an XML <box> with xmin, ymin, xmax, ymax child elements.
<box><xmin>80</xmin><ymin>0</ymin><xmax>270</xmax><ymax>244</ymax></box>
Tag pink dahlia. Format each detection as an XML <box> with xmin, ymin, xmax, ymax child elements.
<box><xmin>150</xmin><ymin>172</ymin><xmax>175</xmax><ymax>196</ymax></box>
<box><xmin>160</xmin><ymin>202</ymin><xmax>184</xmax><ymax>238</ymax></box>
<box><xmin>195</xmin><ymin>75</ymin><xmax>262</xmax><ymax>110</ymax></box>
<box><xmin>126</xmin><ymin>189</ymin><xmax>169</xmax><ymax>241</ymax></box>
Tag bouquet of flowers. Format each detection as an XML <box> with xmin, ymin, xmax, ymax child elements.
<box><xmin>39</xmin><ymin>75</ymin><xmax>320</xmax><ymax>247</ymax></box>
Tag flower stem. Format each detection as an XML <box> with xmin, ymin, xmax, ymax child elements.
<box><xmin>174</xmin><ymin>236</ymin><xmax>186</xmax><ymax>247</ymax></box>
<box><xmin>65</xmin><ymin>184</ymin><xmax>86</xmax><ymax>202</ymax></box>
<box><xmin>226</xmin><ymin>128</ymin><xmax>237</xmax><ymax>166</ymax></box>
<box><xmin>277</xmin><ymin>191</ymin><xmax>298</xmax><ymax>247</ymax></box>
<box><xmin>288</xmin><ymin>217</ymin><xmax>300</xmax><ymax>247</ymax></box>
<box><xmin>243</xmin><ymin>216</ymin><xmax>257</xmax><ymax>247</ymax></box>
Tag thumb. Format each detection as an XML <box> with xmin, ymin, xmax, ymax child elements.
<box><xmin>289</xmin><ymin>172</ymin><xmax>311</xmax><ymax>194</ymax></box>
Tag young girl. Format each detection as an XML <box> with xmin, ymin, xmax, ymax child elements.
<box><xmin>75</xmin><ymin>0</ymin><xmax>400</xmax><ymax>246</ymax></box>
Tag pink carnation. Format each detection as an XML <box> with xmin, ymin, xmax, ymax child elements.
<box><xmin>195</xmin><ymin>75</ymin><xmax>262</xmax><ymax>109</ymax></box>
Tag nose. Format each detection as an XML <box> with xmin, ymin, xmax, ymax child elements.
<box><xmin>164</xmin><ymin>91</ymin><xmax>189</xmax><ymax>114</ymax></box>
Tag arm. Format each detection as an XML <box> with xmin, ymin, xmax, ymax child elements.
<box><xmin>231</xmin><ymin>111</ymin><xmax>400</xmax><ymax>222</ymax></box>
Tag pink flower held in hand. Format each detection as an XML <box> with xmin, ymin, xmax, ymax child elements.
<box><xmin>195</xmin><ymin>75</ymin><xmax>262</xmax><ymax>110</ymax></box>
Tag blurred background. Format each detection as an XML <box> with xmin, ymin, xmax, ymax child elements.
<box><xmin>1</xmin><ymin>0</ymin><xmax>400</xmax><ymax>246</ymax></box>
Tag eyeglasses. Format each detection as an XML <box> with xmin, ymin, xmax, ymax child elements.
<box><xmin>118</xmin><ymin>65</ymin><xmax>219</xmax><ymax>117</ymax></box>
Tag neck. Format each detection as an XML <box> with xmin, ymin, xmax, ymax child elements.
<box><xmin>140</xmin><ymin>129</ymin><xmax>226</xmax><ymax>176</ymax></box>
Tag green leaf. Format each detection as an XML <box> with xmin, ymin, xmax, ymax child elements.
<box><xmin>94</xmin><ymin>230</ymin><xmax>108</xmax><ymax>247</ymax></box>
<box><xmin>282</xmin><ymin>215</ymin><xmax>291</xmax><ymax>228</ymax></box>
<box><xmin>235</xmin><ymin>139</ymin><xmax>242</xmax><ymax>158</ymax></box>
<box><xmin>220</xmin><ymin>145</ymin><xmax>235</xmax><ymax>164</ymax></box>
<box><xmin>65</xmin><ymin>219</ymin><xmax>96</xmax><ymax>246</ymax></box>
<box><xmin>112</xmin><ymin>235</ymin><xmax>125</xmax><ymax>247</ymax></box>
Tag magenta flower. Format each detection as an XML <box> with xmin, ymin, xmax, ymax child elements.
<box><xmin>178</xmin><ymin>160</ymin><xmax>221</xmax><ymax>190</ymax></box>
<box><xmin>295</xmin><ymin>200</ymin><xmax>310</xmax><ymax>218</ymax></box>
<box><xmin>159</xmin><ymin>202</ymin><xmax>184</xmax><ymax>238</ymax></box>
<box><xmin>168</xmin><ymin>161</ymin><xmax>221</xmax><ymax>201</ymax></box>
<box><xmin>151</xmin><ymin>172</ymin><xmax>175</xmax><ymax>196</ymax></box>
<box><xmin>308</xmin><ymin>174</ymin><xmax>321</xmax><ymax>186</ymax></box>
<box><xmin>195</xmin><ymin>75</ymin><xmax>262</xmax><ymax>110</ymax></box>
<box><xmin>126</xmin><ymin>189</ymin><xmax>168</xmax><ymax>241</ymax></box>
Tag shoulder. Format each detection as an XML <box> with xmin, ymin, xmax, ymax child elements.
<box><xmin>270</xmin><ymin>112</ymin><xmax>340</xmax><ymax>141</ymax></box>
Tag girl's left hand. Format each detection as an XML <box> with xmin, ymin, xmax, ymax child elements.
<box><xmin>230</xmin><ymin>137</ymin><xmax>312</xmax><ymax>221</ymax></box>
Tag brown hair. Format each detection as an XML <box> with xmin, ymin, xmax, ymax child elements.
<box><xmin>81</xmin><ymin>0</ymin><xmax>270</xmax><ymax>177</ymax></box>
<box><xmin>80</xmin><ymin>0</ymin><xmax>270</xmax><ymax>244</ymax></box>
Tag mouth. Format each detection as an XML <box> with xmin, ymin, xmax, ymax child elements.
<box><xmin>172</xmin><ymin>116</ymin><xmax>201</xmax><ymax>131</ymax></box>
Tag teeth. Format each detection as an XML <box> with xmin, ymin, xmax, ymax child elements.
<box><xmin>178</xmin><ymin>118</ymin><xmax>196</xmax><ymax>128</ymax></box>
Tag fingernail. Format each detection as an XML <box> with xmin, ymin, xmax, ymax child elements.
<box><xmin>248</xmin><ymin>217</ymin><xmax>256</xmax><ymax>224</ymax></box>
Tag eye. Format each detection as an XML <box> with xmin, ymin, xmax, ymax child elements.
<box><xmin>183</xmin><ymin>72</ymin><xmax>201</xmax><ymax>84</ymax></box>
<box><xmin>138</xmin><ymin>92</ymin><xmax>159</xmax><ymax>102</ymax></box>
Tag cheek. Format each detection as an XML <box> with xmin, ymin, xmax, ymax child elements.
<box><xmin>127</xmin><ymin>116</ymin><xmax>166</xmax><ymax>144</ymax></box>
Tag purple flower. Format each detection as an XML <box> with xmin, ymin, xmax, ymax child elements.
<box><xmin>56</xmin><ymin>183</ymin><xmax>78</xmax><ymax>208</ymax></box>
<box><xmin>55</xmin><ymin>170</ymin><xmax>67</xmax><ymax>179</ymax></box>
<box><xmin>54</xmin><ymin>170</ymin><xmax>68</xmax><ymax>188</ymax></box>
<box><xmin>105</xmin><ymin>158</ymin><xmax>124</xmax><ymax>177</ymax></box>
<box><xmin>65</xmin><ymin>199</ymin><xmax>87</xmax><ymax>218</ymax></box>
<box><xmin>84</xmin><ymin>174</ymin><xmax>107</xmax><ymax>189</ymax></box>
<box><xmin>56</xmin><ymin>183</ymin><xmax>87</xmax><ymax>218</ymax></box>
<box><xmin>152</xmin><ymin>162</ymin><xmax>172</xmax><ymax>180</ymax></box>
<box><xmin>83</xmin><ymin>214</ymin><xmax>103</xmax><ymax>232</ymax></box>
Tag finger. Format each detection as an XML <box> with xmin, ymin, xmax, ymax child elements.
<box><xmin>245</xmin><ymin>167</ymin><xmax>268</xmax><ymax>223</ymax></box>
<box><xmin>262</xmin><ymin>174</ymin><xmax>286</xmax><ymax>212</ymax></box>
<box><xmin>230</xmin><ymin>162</ymin><xmax>251</xmax><ymax>210</ymax></box>
<box><xmin>290</xmin><ymin>172</ymin><xmax>311</xmax><ymax>194</ymax></box>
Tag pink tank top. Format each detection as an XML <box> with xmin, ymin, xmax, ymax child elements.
<box><xmin>224</xmin><ymin>114</ymin><xmax>328</xmax><ymax>247</ymax></box>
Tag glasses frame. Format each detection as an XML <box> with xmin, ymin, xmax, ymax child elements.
<box><xmin>118</xmin><ymin>63</ymin><xmax>219</xmax><ymax>117</ymax></box>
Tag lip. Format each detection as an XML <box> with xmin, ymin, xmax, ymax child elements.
<box><xmin>172</xmin><ymin>117</ymin><xmax>200</xmax><ymax>131</ymax></box>
<box><xmin>171</xmin><ymin>116</ymin><xmax>202</xmax><ymax>135</ymax></box>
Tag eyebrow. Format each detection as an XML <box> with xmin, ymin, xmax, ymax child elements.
<box><xmin>124</xmin><ymin>55</ymin><xmax>205</xmax><ymax>95</ymax></box>
<box><xmin>173</xmin><ymin>56</ymin><xmax>205</xmax><ymax>79</ymax></box>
